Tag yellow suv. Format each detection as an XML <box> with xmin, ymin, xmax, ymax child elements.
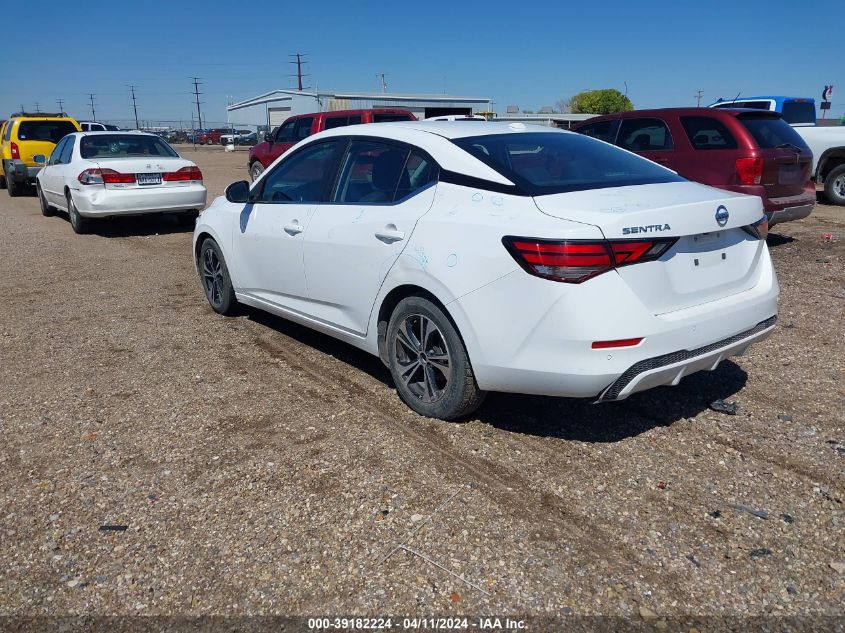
<box><xmin>0</xmin><ymin>113</ymin><xmax>81</xmax><ymax>196</ymax></box>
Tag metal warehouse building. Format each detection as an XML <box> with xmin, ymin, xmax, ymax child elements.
<box><xmin>226</xmin><ymin>89</ymin><xmax>492</xmax><ymax>128</ymax></box>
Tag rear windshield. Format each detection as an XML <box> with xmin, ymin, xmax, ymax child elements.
<box><xmin>738</xmin><ymin>115</ymin><xmax>810</xmax><ymax>150</ymax></box>
<box><xmin>17</xmin><ymin>121</ymin><xmax>77</xmax><ymax>143</ymax></box>
<box><xmin>452</xmin><ymin>132</ymin><xmax>684</xmax><ymax>195</ymax></box>
<box><xmin>80</xmin><ymin>134</ymin><xmax>178</xmax><ymax>159</ymax></box>
<box><xmin>781</xmin><ymin>101</ymin><xmax>816</xmax><ymax>125</ymax></box>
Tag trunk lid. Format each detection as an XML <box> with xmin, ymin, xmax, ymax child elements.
<box><xmin>533</xmin><ymin>181</ymin><xmax>768</xmax><ymax>314</ymax></box>
<box><xmin>88</xmin><ymin>157</ymin><xmax>196</xmax><ymax>190</ymax></box>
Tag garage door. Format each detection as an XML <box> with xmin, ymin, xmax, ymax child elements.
<box><xmin>268</xmin><ymin>107</ymin><xmax>292</xmax><ymax>128</ymax></box>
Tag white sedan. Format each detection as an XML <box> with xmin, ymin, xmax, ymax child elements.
<box><xmin>193</xmin><ymin>121</ymin><xmax>778</xmax><ymax>420</ymax></box>
<box><xmin>35</xmin><ymin>131</ymin><xmax>207</xmax><ymax>234</ymax></box>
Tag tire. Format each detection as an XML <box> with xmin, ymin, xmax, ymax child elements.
<box><xmin>386</xmin><ymin>296</ymin><xmax>485</xmax><ymax>420</ymax></box>
<box><xmin>67</xmin><ymin>193</ymin><xmax>90</xmax><ymax>234</ymax></box>
<box><xmin>250</xmin><ymin>161</ymin><xmax>265</xmax><ymax>181</ymax></box>
<box><xmin>7</xmin><ymin>174</ymin><xmax>22</xmax><ymax>197</ymax></box>
<box><xmin>824</xmin><ymin>164</ymin><xmax>845</xmax><ymax>206</ymax></box>
<box><xmin>199</xmin><ymin>238</ymin><xmax>238</xmax><ymax>315</ymax></box>
<box><xmin>37</xmin><ymin>183</ymin><xmax>54</xmax><ymax>217</ymax></box>
<box><xmin>0</xmin><ymin>173</ymin><xmax>6</xmax><ymax>189</ymax></box>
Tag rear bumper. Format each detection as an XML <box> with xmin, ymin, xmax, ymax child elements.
<box><xmin>597</xmin><ymin>316</ymin><xmax>776</xmax><ymax>401</ymax></box>
<box><xmin>5</xmin><ymin>160</ymin><xmax>41</xmax><ymax>183</ymax></box>
<box><xmin>72</xmin><ymin>184</ymin><xmax>207</xmax><ymax>217</ymax></box>
<box><xmin>453</xmin><ymin>248</ymin><xmax>779</xmax><ymax>399</ymax></box>
<box><xmin>720</xmin><ymin>184</ymin><xmax>815</xmax><ymax>225</ymax></box>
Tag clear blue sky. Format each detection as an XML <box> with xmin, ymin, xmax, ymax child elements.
<box><xmin>2</xmin><ymin>0</ymin><xmax>842</xmax><ymax>125</ymax></box>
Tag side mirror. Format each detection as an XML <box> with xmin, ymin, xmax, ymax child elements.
<box><xmin>225</xmin><ymin>180</ymin><xmax>251</xmax><ymax>204</ymax></box>
<box><xmin>33</xmin><ymin>154</ymin><xmax>46</xmax><ymax>165</ymax></box>
<box><xmin>264</xmin><ymin>133</ymin><xmax>273</xmax><ymax>143</ymax></box>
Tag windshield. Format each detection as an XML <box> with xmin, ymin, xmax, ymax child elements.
<box><xmin>80</xmin><ymin>134</ymin><xmax>179</xmax><ymax>159</ymax></box>
<box><xmin>738</xmin><ymin>115</ymin><xmax>810</xmax><ymax>150</ymax></box>
<box><xmin>17</xmin><ymin>120</ymin><xmax>78</xmax><ymax>143</ymax></box>
<box><xmin>781</xmin><ymin>101</ymin><xmax>816</xmax><ymax>125</ymax></box>
<box><xmin>452</xmin><ymin>132</ymin><xmax>684</xmax><ymax>195</ymax></box>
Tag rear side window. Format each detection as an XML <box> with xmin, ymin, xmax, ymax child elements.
<box><xmin>372</xmin><ymin>113</ymin><xmax>413</xmax><ymax>123</ymax></box>
<box><xmin>333</xmin><ymin>141</ymin><xmax>410</xmax><ymax>204</ymax></box>
<box><xmin>348</xmin><ymin>115</ymin><xmax>362</xmax><ymax>125</ymax></box>
<box><xmin>395</xmin><ymin>150</ymin><xmax>438</xmax><ymax>200</ymax></box>
<box><xmin>293</xmin><ymin>117</ymin><xmax>314</xmax><ymax>141</ymax></box>
<box><xmin>781</xmin><ymin>101</ymin><xmax>816</xmax><ymax>125</ymax></box>
<box><xmin>59</xmin><ymin>137</ymin><xmax>74</xmax><ymax>163</ymax></box>
<box><xmin>452</xmin><ymin>132</ymin><xmax>684</xmax><ymax>195</ymax></box>
<box><xmin>576</xmin><ymin>120</ymin><xmax>618</xmax><ymax>143</ymax></box>
<box><xmin>324</xmin><ymin>116</ymin><xmax>349</xmax><ymax>130</ymax></box>
<box><xmin>681</xmin><ymin>117</ymin><xmax>738</xmax><ymax>150</ymax></box>
<box><xmin>738</xmin><ymin>115</ymin><xmax>810</xmax><ymax>149</ymax></box>
<box><xmin>17</xmin><ymin>120</ymin><xmax>77</xmax><ymax>143</ymax></box>
<box><xmin>617</xmin><ymin>117</ymin><xmax>673</xmax><ymax>151</ymax></box>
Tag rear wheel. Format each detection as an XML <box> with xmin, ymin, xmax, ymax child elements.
<box><xmin>67</xmin><ymin>193</ymin><xmax>90</xmax><ymax>234</ymax></box>
<box><xmin>824</xmin><ymin>164</ymin><xmax>845</xmax><ymax>206</ymax></box>
<box><xmin>199</xmin><ymin>238</ymin><xmax>238</xmax><ymax>315</ymax></box>
<box><xmin>250</xmin><ymin>161</ymin><xmax>265</xmax><ymax>181</ymax></box>
<box><xmin>37</xmin><ymin>183</ymin><xmax>54</xmax><ymax>217</ymax></box>
<box><xmin>0</xmin><ymin>173</ymin><xmax>6</xmax><ymax>189</ymax></box>
<box><xmin>386</xmin><ymin>296</ymin><xmax>485</xmax><ymax>420</ymax></box>
<box><xmin>7</xmin><ymin>175</ymin><xmax>22</xmax><ymax>197</ymax></box>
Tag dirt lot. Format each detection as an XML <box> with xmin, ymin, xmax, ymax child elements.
<box><xmin>0</xmin><ymin>146</ymin><xmax>843</xmax><ymax>629</ymax></box>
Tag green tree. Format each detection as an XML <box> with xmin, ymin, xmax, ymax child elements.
<box><xmin>570</xmin><ymin>89</ymin><xmax>633</xmax><ymax>115</ymax></box>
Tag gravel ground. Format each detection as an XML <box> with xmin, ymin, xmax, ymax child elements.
<box><xmin>0</xmin><ymin>146</ymin><xmax>842</xmax><ymax>629</ymax></box>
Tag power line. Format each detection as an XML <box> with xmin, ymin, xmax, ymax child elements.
<box><xmin>289</xmin><ymin>53</ymin><xmax>309</xmax><ymax>91</ymax></box>
<box><xmin>128</xmin><ymin>85</ymin><xmax>140</xmax><ymax>130</ymax></box>
<box><xmin>694</xmin><ymin>90</ymin><xmax>704</xmax><ymax>107</ymax></box>
<box><xmin>87</xmin><ymin>93</ymin><xmax>96</xmax><ymax>121</ymax></box>
<box><xmin>190</xmin><ymin>77</ymin><xmax>203</xmax><ymax>131</ymax></box>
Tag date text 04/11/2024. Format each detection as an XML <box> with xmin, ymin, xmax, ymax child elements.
<box><xmin>307</xmin><ymin>617</ymin><xmax>527</xmax><ymax>630</ymax></box>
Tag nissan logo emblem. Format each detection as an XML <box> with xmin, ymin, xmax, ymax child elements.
<box><xmin>715</xmin><ymin>205</ymin><xmax>729</xmax><ymax>227</ymax></box>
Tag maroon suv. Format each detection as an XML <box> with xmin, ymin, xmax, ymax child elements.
<box><xmin>247</xmin><ymin>108</ymin><xmax>416</xmax><ymax>181</ymax></box>
<box><xmin>572</xmin><ymin>108</ymin><xmax>815</xmax><ymax>225</ymax></box>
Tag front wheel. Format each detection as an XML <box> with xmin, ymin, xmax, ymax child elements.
<box><xmin>386</xmin><ymin>296</ymin><xmax>485</xmax><ymax>420</ymax></box>
<box><xmin>199</xmin><ymin>238</ymin><xmax>238</xmax><ymax>315</ymax></box>
<box><xmin>37</xmin><ymin>183</ymin><xmax>54</xmax><ymax>216</ymax></box>
<box><xmin>67</xmin><ymin>194</ymin><xmax>90</xmax><ymax>234</ymax></box>
<box><xmin>824</xmin><ymin>164</ymin><xmax>845</xmax><ymax>206</ymax></box>
<box><xmin>250</xmin><ymin>161</ymin><xmax>265</xmax><ymax>181</ymax></box>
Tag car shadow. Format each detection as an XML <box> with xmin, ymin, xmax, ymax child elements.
<box><xmin>242</xmin><ymin>306</ymin><xmax>748</xmax><ymax>443</ymax></box>
<box><xmin>766</xmin><ymin>232</ymin><xmax>794</xmax><ymax>248</ymax></box>
<box><xmin>79</xmin><ymin>213</ymin><xmax>197</xmax><ymax>237</ymax></box>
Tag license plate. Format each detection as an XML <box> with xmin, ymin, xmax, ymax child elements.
<box><xmin>137</xmin><ymin>173</ymin><xmax>162</xmax><ymax>185</ymax></box>
<box><xmin>778</xmin><ymin>164</ymin><xmax>802</xmax><ymax>185</ymax></box>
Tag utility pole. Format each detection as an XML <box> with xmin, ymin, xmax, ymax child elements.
<box><xmin>376</xmin><ymin>72</ymin><xmax>388</xmax><ymax>93</ymax></box>
<box><xmin>56</xmin><ymin>98</ymin><xmax>65</xmax><ymax>113</ymax></box>
<box><xmin>289</xmin><ymin>53</ymin><xmax>309</xmax><ymax>91</ymax></box>
<box><xmin>694</xmin><ymin>90</ymin><xmax>704</xmax><ymax>107</ymax></box>
<box><xmin>128</xmin><ymin>85</ymin><xmax>140</xmax><ymax>130</ymax></box>
<box><xmin>20</xmin><ymin>103</ymin><xmax>25</xmax><ymax>113</ymax></box>
<box><xmin>190</xmin><ymin>77</ymin><xmax>203</xmax><ymax>131</ymax></box>
<box><xmin>88</xmin><ymin>93</ymin><xmax>96</xmax><ymax>121</ymax></box>
<box><xmin>34</xmin><ymin>102</ymin><xmax>41</xmax><ymax>113</ymax></box>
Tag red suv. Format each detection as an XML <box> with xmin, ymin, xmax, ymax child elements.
<box><xmin>247</xmin><ymin>108</ymin><xmax>416</xmax><ymax>180</ymax></box>
<box><xmin>198</xmin><ymin>129</ymin><xmax>229</xmax><ymax>145</ymax></box>
<box><xmin>572</xmin><ymin>108</ymin><xmax>815</xmax><ymax>226</ymax></box>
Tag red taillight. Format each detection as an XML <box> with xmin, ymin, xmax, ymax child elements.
<box><xmin>591</xmin><ymin>338</ymin><xmax>644</xmax><ymax>349</ymax></box>
<box><xmin>77</xmin><ymin>168</ymin><xmax>136</xmax><ymax>185</ymax></box>
<box><xmin>10</xmin><ymin>142</ymin><xmax>19</xmax><ymax>159</ymax></box>
<box><xmin>504</xmin><ymin>237</ymin><xmax>676</xmax><ymax>283</ymax></box>
<box><xmin>162</xmin><ymin>166</ymin><xmax>202</xmax><ymax>181</ymax></box>
<box><xmin>736</xmin><ymin>157</ymin><xmax>763</xmax><ymax>186</ymax></box>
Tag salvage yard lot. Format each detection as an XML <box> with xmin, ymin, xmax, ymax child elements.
<box><xmin>0</xmin><ymin>146</ymin><xmax>842</xmax><ymax>621</ymax></box>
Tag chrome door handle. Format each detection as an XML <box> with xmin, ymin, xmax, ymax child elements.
<box><xmin>375</xmin><ymin>224</ymin><xmax>404</xmax><ymax>244</ymax></box>
<box><xmin>283</xmin><ymin>220</ymin><xmax>303</xmax><ymax>235</ymax></box>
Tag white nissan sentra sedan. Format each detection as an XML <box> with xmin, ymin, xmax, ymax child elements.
<box><xmin>193</xmin><ymin>121</ymin><xmax>778</xmax><ymax>420</ymax></box>
<box><xmin>35</xmin><ymin>131</ymin><xmax>206</xmax><ymax>234</ymax></box>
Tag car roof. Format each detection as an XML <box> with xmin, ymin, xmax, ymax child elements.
<box><xmin>574</xmin><ymin>107</ymin><xmax>782</xmax><ymax>123</ymax></box>
<box><xmin>352</xmin><ymin>120</ymin><xmax>570</xmax><ymax>139</ymax></box>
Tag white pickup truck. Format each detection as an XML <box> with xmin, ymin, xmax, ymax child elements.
<box><xmin>710</xmin><ymin>96</ymin><xmax>845</xmax><ymax>205</ymax></box>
